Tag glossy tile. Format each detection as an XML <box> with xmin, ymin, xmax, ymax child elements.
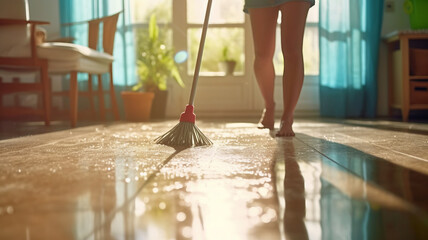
<box><xmin>0</xmin><ymin>121</ymin><xmax>281</xmax><ymax>240</ymax></box>
<box><xmin>0</xmin><ymin>119</ymin><xmax>427</xmax><ymax>240</ymax></box>
<box><xmin>274</xmin><ymin>137</ymin><xmax>428</xmax><ymax>240</ymax></box>
<box><xmin>294</xmin><ymin>120</ymin><xmax>428</xmax><ymax>175</ymax></box>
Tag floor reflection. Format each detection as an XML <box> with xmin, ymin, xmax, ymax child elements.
<box><xmin>1</xmin><ymin>120</ymin><xmax>428</xmax><ymax>240</ymax></box>
<box><xmin>89</xmin><ymin>171</ymin><xmax>116</xmax><ymax>240</ymax></box>
<box><xmin>297</xmin><ymin>133</ymin><xmax>428</xmax><ymax>211</ymax></box>
<box><xmin>280</xmin><ymin>139</ymin><xmax>309</xmax><ymax>240</ymax></box>
<box><xmin>82</xmin><ymin>141</ymin><xmax>282</xmax><ymax>240</ymax></box>
<box><xmin>86</xmin><ymin>149</ymin><xmax>185</xmax><ymax>240</ymax></box>
<box><xmin>275</xmin><ymin>135</ymin><xmax>428</xmax><ymax>240</ymax></box>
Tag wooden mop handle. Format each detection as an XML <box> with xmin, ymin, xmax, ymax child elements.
<box><xmin>188</xmin><ymin>0</ymin><xmax>213</xmax><ymax>106</ymax></box>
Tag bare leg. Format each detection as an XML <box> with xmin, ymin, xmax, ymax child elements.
<box><xmin>249</xmin><ymin>7</ymin><xmax>279</xmax><ymax>129</ymax></box>
<box><xmin>276</xmin><ymin>2</ymin><xmax>310</xmax><ymax>137</ymax></box>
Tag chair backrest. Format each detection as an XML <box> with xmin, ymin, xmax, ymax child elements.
<box><xmin>0</xmin><ymin>0</ymin><xmax>31</xmax><ymax>57</ymax></box>
<box><xmin>88</xmin><ymin>12</ymin><xmax>120</xmax><ymax>55</ymax></box>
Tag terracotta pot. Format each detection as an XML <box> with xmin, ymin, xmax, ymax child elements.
<box><xmin>121</xmin><ymin>91</ymin><xmax>155</xmax><ymax>122</ymax></box>
<box><xmin>151</xmin><ymin>90</ymin><xmax>168</xmax><ymax>119</ymax></box>
<box><xmin>219</xmin><ymin>60</ymin><xmax>237</xmax><ymax>76</ymax></box>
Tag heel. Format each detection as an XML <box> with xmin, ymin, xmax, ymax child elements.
<box><xmin>257</xmin><ymin>105</ymin><xmax>275</xmax><ymax>130</ymax></box>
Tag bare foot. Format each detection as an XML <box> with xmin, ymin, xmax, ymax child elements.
<box><xmin>276</xmin><ymin>118</ymin><xmax>295</xmax><ymax>137</ymax></box>
<box><xmin>257</xmin><ymin>105</ymin><xmax>275</xmax><ymax>130</ymax></box>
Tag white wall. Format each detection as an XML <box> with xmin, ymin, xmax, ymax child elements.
<box><xmin>28</xmin><ymin>0</ymin><xmax>61</xmax><ymax>40</ymax></box>
<box><xmin>378</xmin><ymin>0</ymin><xmax>410</xmax><ymax>116</ymax></box>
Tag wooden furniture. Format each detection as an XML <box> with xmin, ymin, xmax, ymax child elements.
<box><xmin>50</xmin><ymin>13</ymin><xmax>121</xmax><ymax>127</ymax></box>
<box><xmin>0</xmin><ymin>0</ymin><xmax>51</xmax><ymax>125</ymax></box>
<box><xmin>1</xmin><ymin>0</ymin><xmax>121</xmax><ymax>127</ymax></box>
<box><xmin>385</xmin><ymin>30</ymin><xmax>428</xmax><ymax>121</ymax></box>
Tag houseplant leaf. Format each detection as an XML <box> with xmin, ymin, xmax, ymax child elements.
<box><xmin>149</xmin><ymin>14</ymin><xmax>159</xmax><ymax>42</ymax></box>
<box><xmin>135</xmin><ymin>13</ymin><xmax>185</xmax><ymax>92</ymax></box>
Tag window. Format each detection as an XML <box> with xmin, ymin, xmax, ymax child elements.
<box><xmin>274</xmin><ymin>1</ymin><xmax>320</xmax><ymax>76</ymax></box>
<box><xmin>128</xmin><ymin>0</ymin><xmax>320</xmax><ymax>114</ymax></box>
<box><xmin>129</xmin><ymin>0</ymin><xmax>246</xmax><ymax>77</ymax></box>
<box><xmin>129</xmin><ymin>0</ymin><xmax>172</xmax><ymax>24</ymax></box>
<box><xmin>129</xmin><ymin>0</ymin><xmax>173</xmax><ymax>55</ymax></box>
<box><xmin>130</xmin><ymin>1</ymin><xmax>319</xmax><ymax>78</ymax></box>
<box><xmin>129</xmin><ymin>0</ymin><xmax>174</xmax><ymax>87</ymax></box>
<box><xmin>186</xmin><ymin>0</ymin><xmax>245</xmax><ymax>75</ymax></box>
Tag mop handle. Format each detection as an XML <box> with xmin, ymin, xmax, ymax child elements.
<box><xmin>188</xmin><ymin>0</ymin><xmax>213</xmax><ymax>106</ymax></box>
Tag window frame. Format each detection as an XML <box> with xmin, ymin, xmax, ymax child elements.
<box><xmin>129</xmin><ymin>1</ymin><xmax>319</xmax><ymax>79</ymax></box>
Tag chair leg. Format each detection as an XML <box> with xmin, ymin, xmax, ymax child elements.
<box><xmin>88</xmin><ymin>74</ymin><xmax>96</xmax><ymax>120</ymax></box>
<box><xmin>109</xmin><ymin>67</ymin><xmax>120</xmax><ymax>120</ymax></box>
<box><xmin>0</xmin><ymin>77</ymin><xmax>3</xmax><ymax>112</ymax></box>
<box><xmin>41</xmin><ymin>61</ymin><xmax>51</xmax><ymax>126</ymax></box>
<box><xmin>70</xmin><ymin>71</ymin><xmax>78</xmax><ymax>127</ymax></box>
<box><xmin>98</xmin><ymin>74</ymin><xmax>106</xmax><ymax>121</ymax></box>
<box><xmin>12</xmin><ymin>78</ymin><xmax>20</xmax><ymax>107</ymax></box>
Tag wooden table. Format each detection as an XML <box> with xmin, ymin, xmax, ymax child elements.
<box><xmin>385</xmin><ymin>30</ymin><xmax>428</xmax><ymax>121</ymax></box>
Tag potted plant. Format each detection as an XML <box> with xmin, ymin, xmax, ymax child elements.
<box><xmin>122</xmin><ymin>14</ymin><xmax>185</xmax><ymax>121</ymax></box>
<box><xmin>218</xmin><ymin>46</ymin><xmax>237</xmax><ymax>76</ymax></box>
<box><xmin>121</xmin><ymin>90</ymin><xmax>155</xmax><ymax>122</ymax></box>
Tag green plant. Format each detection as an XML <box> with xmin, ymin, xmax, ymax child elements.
<box><xmin>220</xmin><ymin>46</ymin><xmax>236</xmax><ymax>62</ymax></box>
<box><xmin>134</xmin><ymin>14</ymin><xmax>184</xmax><ymax>92</ymax></box>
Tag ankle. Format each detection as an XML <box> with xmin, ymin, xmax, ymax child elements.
<box><xmin>281</xmin><ymin>114</ymin><xmax>293</xmax><ymax>123</ymax></box>
<box><xmin>265</xmin><ymin>102</ymin><xmax>275</xmax><ymax>110</ymax></box>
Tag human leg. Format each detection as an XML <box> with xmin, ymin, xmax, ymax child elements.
<box><xmin>249</xmin><ymin>6</ymin><xmax>279</xmax><ymax>129</ymax></box>
<box><xmin>277</xmin><ymin>1</ymin><xmax>310</xmax><ymax>137</ymax></box>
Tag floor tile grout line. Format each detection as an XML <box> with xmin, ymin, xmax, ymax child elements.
<box><xmin>341</xmin><ymin>120</ymin><xmax>428</xmax><ymax>136</ymax></box>
<box><xmin>294</xmin><ymin>135</ymin><xmax>366</xmax><ymax>179</ymax></box>
<box><xmin>293</xmin><ymin>136</ymin><xmax>421</xmax><ymax>214</ymax></box>
<box><xmin>332</xmin><ymin>131</ymin><xmax>428</xmax><ymax>163</ymax></box>
<box><xmin>294</xmin><ymin>135</ymin><xmax>423</xmax><ymax>185</ymax></box>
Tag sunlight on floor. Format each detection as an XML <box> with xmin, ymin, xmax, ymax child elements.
<box><xmin>0</xmin><ymin>119</ymin><xmax>427</xmax><ymax>239</ymax></box>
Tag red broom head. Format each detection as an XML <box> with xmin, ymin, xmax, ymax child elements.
<box><xmin>179</xmin><ymin>105</ymin><xmax>196</xmax><ymax>123</ymax></box>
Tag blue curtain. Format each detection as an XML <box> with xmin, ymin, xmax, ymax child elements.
<box><xmin>59</xmin><ymin>0</ymin><xmax>136</xmax><ymax>88</ymax></box>
<box><xmin>319</xmin><ymin>0</ymin><xmax>384</xmax><ymax>118</ymax></box>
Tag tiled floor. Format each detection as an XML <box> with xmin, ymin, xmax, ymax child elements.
<box><xmin>0</xmin><ymin>118</ymin><xmax>427</xmax><ymax>240</ymax></box>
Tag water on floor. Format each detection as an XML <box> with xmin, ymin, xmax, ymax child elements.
<box><xmin>0</xmin><ymin>119</ymin><xmax>427</xmax><ymax>240</ymax></box>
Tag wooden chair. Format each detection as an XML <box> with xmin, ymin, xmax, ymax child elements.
<box><xmin>87</xmin><ymin>13</ymin><xmax>120</xmax><ymax>123</ymax></box>
<box><xmin>1</xmin><ymin>0</ymin><xmax>121</xmax><ymax>127</ymax></box>
<box><xmin>0</xmin><ymin>0</ymin><xmax>51</xmax><ymax>125</ymax></box>
<box><xmin>49</xmin><ymin>13</ymin><xmax>121</xmax><ymax>126</ymax></box>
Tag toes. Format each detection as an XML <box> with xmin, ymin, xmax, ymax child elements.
<box><xmin>276</xmin><ymin>118</ymin><xmax>294</xmax><ymax>137</ymax></box>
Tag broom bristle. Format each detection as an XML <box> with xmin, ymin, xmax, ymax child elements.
<box><xmin>155</xmin><ymin>122</ymin><xmax>212</xmax><ymax>147</ymax></box>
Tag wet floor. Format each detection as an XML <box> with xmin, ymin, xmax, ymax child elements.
<box><xmin>0</xmin><ymin>119</ymin><xmax>427</xmax><ymax>240</ymax></box>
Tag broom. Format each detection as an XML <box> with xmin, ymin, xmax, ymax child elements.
<box><xmin>155</xmin><ymin>0</ymin><xmax>213</xmax><ymax>147</ymax></box>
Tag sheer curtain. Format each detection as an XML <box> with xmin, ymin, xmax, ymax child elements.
<box><xmin>59</xmin><ymin>0</ymin><xmax>136</xmax><ymax>89</ymax></box>
<box><xmin>319</xmin><ymin>0</ymin><xmax>384</xmax><ymax>118</ymax></box>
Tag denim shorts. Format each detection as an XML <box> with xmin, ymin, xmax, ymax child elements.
<box><xmin>243</xmin><ymin>0</ymin><xmax>315</xmax><ymax>13</ymax></box>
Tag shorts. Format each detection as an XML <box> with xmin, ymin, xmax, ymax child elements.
<box><xmin>243</xmin><ymin>0</ymin><xmax>315</xmax><ymax>13</ymax></box>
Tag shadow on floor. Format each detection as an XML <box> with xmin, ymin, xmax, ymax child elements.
<box><xmin>274</xmin><ymin>135</ymin><xmax>428</xmax><ymax>240</ymax></box>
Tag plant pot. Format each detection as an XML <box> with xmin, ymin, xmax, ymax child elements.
<box><xmin>121</xmin><ymin>91</ymin><xmax>155</xmax><ymax>122</ymax></box>
<box><xmin>151</xmin><ymin>90</ymin><xmax>168</xmax><ymax>119</ymax></box>
<box><xmin>219</xmin><ymin>60</ymin><xmax>237</xmax><ymax>76</ymax></box>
